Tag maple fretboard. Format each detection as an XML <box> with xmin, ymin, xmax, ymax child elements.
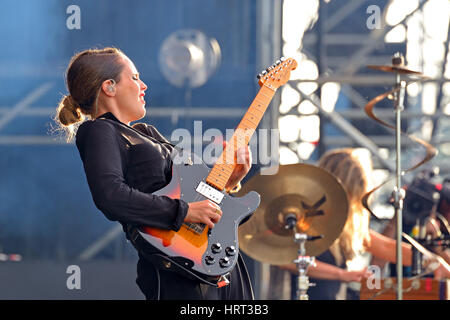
<box><xmin>205</xmin><ymin>85</ymin><xmax>276</xmax><ymax>191</ymax></box>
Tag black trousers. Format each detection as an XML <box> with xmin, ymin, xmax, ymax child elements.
<box><xmin>136</xmin><ymin>253</ymin><xmax>254</xmax><ymax>300</ymax></box>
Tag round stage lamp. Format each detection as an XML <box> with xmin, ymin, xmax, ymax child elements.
<box><xmin>158</xmin><ymin>29</ymin><xmax>221</xmax><ymax>89</ymax></box>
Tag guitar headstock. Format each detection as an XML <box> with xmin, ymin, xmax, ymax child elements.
<box><xmin>257</xmin><ymin>57</ymin><xmax>297</xmax><ymax>89</ymax></box>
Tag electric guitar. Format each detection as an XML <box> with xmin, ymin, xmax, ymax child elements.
<box><xmin>135</xmin><ymin>58</ymin><xmax>297</xmax><ymax>281</ymax></box>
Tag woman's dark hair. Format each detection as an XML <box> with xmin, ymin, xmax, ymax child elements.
<box><xmin>55</xmin><ymin>47</ymin><xmax>126</xmax><ymax>141</ymax></box>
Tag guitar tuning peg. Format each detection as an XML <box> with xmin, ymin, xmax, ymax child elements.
<box><xmin>275</xmin><ymin>60</ymin><xmax>281</xmax><ymax>65</ymax></box>
<box><xmin>280</xmin><ymin>57</ymin><xmax>286</xmax><ymax>62</ymax></box>
<box><xmin>257</xmin><ymin>69</ymin><xmax>269</xmax><ymax>79</ymax></box>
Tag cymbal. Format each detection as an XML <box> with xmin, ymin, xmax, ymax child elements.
<box><xmin>367</xmin><ymin>64</ymin><xmax>425</xmax><ymax>76</ymax></box>
<box><xmin>237</xmin><ymin>163</ymin><xmax>349</xmax><ymax>265</ymax></box>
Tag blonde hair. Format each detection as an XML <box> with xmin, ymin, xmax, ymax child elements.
<box><xmin>318</xmin><ymin>148</ymin><xmax>372</xmax><ymax>262</ymax></box>
<box><xmin>55</xmin><ymin>47</ymin><xmax>126</xmax><ymax>141</ymax></box>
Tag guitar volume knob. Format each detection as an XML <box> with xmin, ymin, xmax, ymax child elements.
<box><xmin>219</xmin><ymin>257</ymin><xmax>230</xmax><ymax>268</ymax></box>
<box><xmin>211</xmin><ymin>243</ymin><xmax>222</xmax><ymax>254</ymax></box>
<box><xmin>226</xmin><ymin>246</ymin><xmax>236</xmax><ymax>256</ymax></box>
<box><xmin>205</xmin><ymin>255</ymin><xmax>215</xmax><ymax>265</ymax></box>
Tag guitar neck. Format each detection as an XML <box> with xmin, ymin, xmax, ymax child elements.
<box><xmin>206</xmin><ymin>85</ymin><xmax>276</xmax><ymax>191</ymax></box>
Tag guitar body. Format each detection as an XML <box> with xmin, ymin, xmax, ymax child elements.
<box><xmin>138</xmin><ymin>153</ymin><xmax>260</xmax><ymax>277</ymax></box>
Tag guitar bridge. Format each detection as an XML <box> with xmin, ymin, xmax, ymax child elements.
<box><xmin>196</xmin><ymin>181</ymin><xmax>224</xmax><ymax>204</ymax></box>
<box><xmin>184</xmin><ymin>222</ymin><xmax>206</xmax><ymax>234</ymax></box>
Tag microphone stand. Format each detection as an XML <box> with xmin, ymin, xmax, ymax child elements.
<box><xmin>391</xmin><ymin>52</ymin><xmax>407</xmax><ymax>300</ymax></box>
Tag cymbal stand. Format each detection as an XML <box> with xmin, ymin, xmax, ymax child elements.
<box><xmin>284</xmin><ymin>214</ymin><xmax>322</xmax><ymax>300</ymax></box>
<box><xmin>391</xmin><ymin>52</ymin><xmax>407</xmax><ymax>300</ymax></box>
<box><xmin>293</xmin><ymin>232</ymin><xmax>316</xmax><ymax>300</ymax></box>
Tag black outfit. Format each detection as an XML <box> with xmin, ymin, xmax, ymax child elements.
<box><xmin>75</xmin><ymin>112</ymin><xmax>253</xmax><ymax>300</ymax></box>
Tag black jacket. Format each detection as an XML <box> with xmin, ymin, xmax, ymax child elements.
<box><xmin>75</xmin><ymin>112</ymin><xmax>189</xmax><ymax>232</ymax></box>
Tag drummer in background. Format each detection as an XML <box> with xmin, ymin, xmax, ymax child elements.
<box><xmin>372</xmin><ymin>176</ymin><xmax>450</xmax><ymax>273</ymax></box>
<box><xmin>429</xmin><ymin>193</ymin><xmax>450</xmax><ymax>264</ymax></box>
<box><xmin>280</xmin><ymin>148</ymin><xmax>450</xmax><ymax>300</ymax></box>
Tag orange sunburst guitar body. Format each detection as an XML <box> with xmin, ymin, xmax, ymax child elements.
<box><xmin>141</xmin><ymin>181</ymin><xmax>208</xmax><ymax>266</ymax></box>
<box><xmin>135</xmin><ymin>58</ymin><xmax>298</xmax><ymax>279</ymax></box>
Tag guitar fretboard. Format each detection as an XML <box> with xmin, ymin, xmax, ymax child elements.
<box><xmin>205</xmin><ymin>85</ymin><xmax>276</xmax><ymax>191</ymax></box>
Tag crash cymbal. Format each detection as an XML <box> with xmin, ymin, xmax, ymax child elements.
<box><xmin>238</xmin><ymin>163</ymin><xmax>349</xmax><ymax>265</ymax></box>
<box><xmin>367</xmin><ymin>64</ymin><xmax>425</xmax><ymax>76</ymax></box>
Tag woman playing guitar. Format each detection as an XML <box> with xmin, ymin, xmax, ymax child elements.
<box><xmin>55</xmin><ymin>47</ymin><xmax>253</xmax><ymax>300</ymax></box>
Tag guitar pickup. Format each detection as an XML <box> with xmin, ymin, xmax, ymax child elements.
<box><xmin>196</xmin><ymin>181</ymin><xmax>224</xmax><ymax>204</ymax></box>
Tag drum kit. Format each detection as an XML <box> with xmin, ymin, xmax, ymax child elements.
<box><xmin>237</xmin><ymin>53</ymin><xmax>435</xmax><ymax>300</ymax></box>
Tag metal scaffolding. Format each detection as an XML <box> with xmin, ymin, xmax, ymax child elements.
<box><xmin>277</xmin><ymin>0</ymin><xmax>450</xmax><ymax>175</ymax></box>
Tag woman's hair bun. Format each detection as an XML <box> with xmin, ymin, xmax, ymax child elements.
<box><xmin>54</xmin><ymin>47</ymin><xmax>125</xmax><ymax>142</ymax></box>
<box><xmin>56</xmin><ymin>95</ymin><xmax>82</xmax><ymax>126</ymax></box>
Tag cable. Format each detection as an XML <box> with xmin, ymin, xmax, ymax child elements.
<box><xmin>156</xmin><ymin>267</ymin><xmax>161</xmax><ymax>300</ymax></box>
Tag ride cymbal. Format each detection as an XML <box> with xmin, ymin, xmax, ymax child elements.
<box><xmin>237</xmin><ymin>163</ymin><xmax>349</xmax><ymax>265</ymax></box>
<box><xmin>366</xmin><ymin>65</ymin><xmax>425</xmax><ymax>77</ymax></box>
<box><xmin>367</xmin><ymin>52</ymin><xmax>426</xmax><ymax>77</ymax></box>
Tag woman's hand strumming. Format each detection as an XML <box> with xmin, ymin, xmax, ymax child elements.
<box><xmin>185</xmin><ymin>200</ymin><xmax>222</xmax><ymax>229</ymax></box>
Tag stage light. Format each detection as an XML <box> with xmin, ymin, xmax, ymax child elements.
<box><xmin>320</xmin><ymin>82</ymin><xmax>340</xmax><ymax>113</ymax></box>
<box><xmin>158</xmin><ymin>29</ymin><xmax>221</xmax><ymax>89</ymax></box>
<box><xmin>385</xmin><ymin>0</ymin><xmax>419</xmax><ymax>26</ymax></box>
<box><xmin>278</xmin><ymin>115</ymin><xmax>300</xmax><ymax>142</ymax></box>
<box><xmin>297</xmin><ymin>100</ymin><xmax>316</xmax><ymax>115</ymax></box>
<box><xmin>279</xmin><ymin>146</ymin><xmax>299</xmax><ymax>165</ymax></box>
<box><xmin>296</xmin><ymin>141</ymin><xmax>316</xmax><ymax>160</ymax></box>
<box><xmin>280</xmin><ymin>84</ymin><xmax>300</xmax><ymax>114</ymax></box>
<box><xmin>385</xmin><ymin>25</ymin><xmax>406</xmax><ymax>43</ymax></box>
<box><xmin>299</xmin><ymin>115</ymin><xmax>320</xmax><ymax>143</ymax></box>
